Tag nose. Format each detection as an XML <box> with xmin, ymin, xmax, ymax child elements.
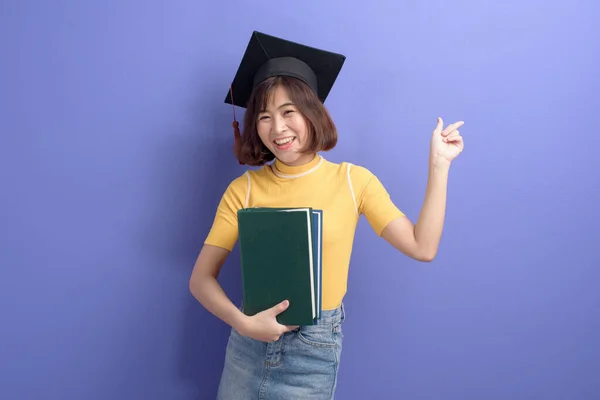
<box><xmin>271</xmin><ymin>114</ymin><xmax>286</xmax><ymax>135</ymax></box>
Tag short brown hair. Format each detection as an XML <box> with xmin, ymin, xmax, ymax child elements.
<box><xmin>234</xmin><ymin>76</ymin><xmax>338</xmax><ymax>166</ymax></box>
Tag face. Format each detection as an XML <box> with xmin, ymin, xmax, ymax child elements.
<box><xmin>256</xmin><ymin>85</ymin><xmax>314</xmax><ymax>166</ymax></box>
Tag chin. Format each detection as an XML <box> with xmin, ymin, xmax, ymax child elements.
<box><xmin>275</xmin><ymin>150</ymin><xmax>314</xmax><ymax>166</ymax></box>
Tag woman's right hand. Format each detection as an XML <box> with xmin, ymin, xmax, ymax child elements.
<box><xmin>237</xmin><ymin>300</ymin><xmax>299</xmax><ymax>342</ymax></box>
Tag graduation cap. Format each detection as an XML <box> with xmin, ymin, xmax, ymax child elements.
<box><xmin>226</xmin><ymin>31</ymin><xmax>346</xmax><ymax>108</ymax></box>
<box><xmin>225</xmin><ymin>31</ymin><xmax>346</xmax><ymax>163</ymax></box>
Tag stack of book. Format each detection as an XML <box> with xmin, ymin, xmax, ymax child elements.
<box><xmin>237</xmin><ymin>207</ymin><xmax>323</xmax><ymax>326</ymax></box>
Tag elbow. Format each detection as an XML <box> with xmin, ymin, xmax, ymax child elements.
<box><xmin>189</xmin><ymin>268</ymin><xmax>218</xmax><ymax>299</ymax></box>
<box><xmin>189</xmin><ymin>276</ymin><xmax>196</xmax><ymax>292</ymax></box>
<box><xmin>419</xmin><ymin>254</ymin><xmax>436</xmax><ymax>262</ymax></box>
<box><xmin>189</xmin><ymin>271</ymin><xmax>207</xmax><ymax>299</ymax></box>
<box><xmin>189</xmin><ymin>275</ymin><xmax>199</xmax><ymax>298</ymax></box>
<box><xmin>414</xmin><ymin>248</ymin><xmax>437</xmax><ymax>262</ymax></box>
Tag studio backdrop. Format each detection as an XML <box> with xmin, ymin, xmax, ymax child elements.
<box><xmin>1</xmin><ymin>0</ymin><xmax>598</xmax><ymax>399</ymax></box>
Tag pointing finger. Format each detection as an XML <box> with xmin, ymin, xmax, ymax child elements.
<box><xmin>442</xmin><ymin>121</ymin><xmax>464</xmax><ymax>136</ymax></box>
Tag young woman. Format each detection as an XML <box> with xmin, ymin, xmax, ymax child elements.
<box><xmin>189</xmin><ymin>31</ymin><xmax>464</xmax><ymax>400</ymax></box>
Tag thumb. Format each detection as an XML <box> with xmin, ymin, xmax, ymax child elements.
<box><xmin>271</xmin><ymin>300</ymin><xmax>290</xmax><ymax>315</ymax></box>
<box><xmin>434</xmin><ymin>117</ymin><xmax>443</xmax><ymax>134</ymax></box>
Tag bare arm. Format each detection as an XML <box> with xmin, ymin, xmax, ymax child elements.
<box><xmin>382</xmin><ymin>163</ymin><xmax>449</xmax><ymax>262</ymax></box>
<box><xmin>381</xmin><ymin>118</ymin><xmax>464</xmax><ymax>262</ymax></box>
<box><xmin>189</xmin><ymin>244</ymin><xmax>248</xmax><ymax>331</ymax></box>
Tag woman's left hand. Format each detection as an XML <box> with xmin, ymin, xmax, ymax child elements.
<box><xmin>430</xmin><ymin>117</ymin><xmax>464</xmax><ymax>167</ymax></box>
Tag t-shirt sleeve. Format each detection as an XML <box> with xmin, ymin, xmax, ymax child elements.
<box><xmin>203</xmin><ymin>173</ymin><xmax>248</xmax><ymax>251</ymax></box>
<box><xmin>350</xmin><ymin>164</ymin><xmax>405</xmax><ymax>236</ymax></box>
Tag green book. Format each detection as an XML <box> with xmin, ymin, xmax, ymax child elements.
<box><xmin>237</xmin><ymin>207</ymin><xmax>321</xmax><ymax>326</ymax></box>
<box><xmin>311</xmin><ymin>209</ymin><xmax>323</xmax><ymax>320</ymax></box>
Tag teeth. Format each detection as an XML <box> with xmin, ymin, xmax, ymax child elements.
<box><xmin>275</xmin><ymin>137</ymin><xmax>294</xmax><ymax>145</ymax></box>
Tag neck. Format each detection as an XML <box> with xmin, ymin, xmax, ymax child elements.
<box><xmin>272</xmin><ymin>153</ymin><xmax>322</xmax><ymax>178</ymax></box>
<box><xmin>285</xmin><ymin>153</ymin><xmax>316</xmax><ymax>167</ymax></box>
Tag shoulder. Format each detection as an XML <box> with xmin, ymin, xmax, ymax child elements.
<box><xmin>317</xmin><ymin>159</ymin><xmax>380</xmax><ymax>199</ymax></box>
<box><xmin>338</xmin><ymin>161</ymin><xmax>377</xmax><ymax>187</ymax></box>
<box><xmin>226</xmin><ymin>171</ymin><xmax>250</xmax><ymax>191</ymax></box>
<box><xmin>219</xmin><ymin>171</ymin><xmax>251</xmax><ymax>203</ymax></box>
<box><xmin>246</xmin><ymin>164</ymin><xmax>272</xmax><ymax>181</ymax></box>
<box><xmin>227</xmin><ymin>163</ymin><xmax>273</xmax><ymax>186</ymax></box>
<box><xmin>319</xmin><ymin>158</ymin><xmax>374</xmax><ymax>179</ymax></box>
<box><xmin>221</xmin><ymin>165</ymin><xmax>272</xmax><ymax>198</ymax></box>
<box><xmin>347</xmin><ymin>163</ymin><xmax>375</xmax><ymax>179</ymax></box>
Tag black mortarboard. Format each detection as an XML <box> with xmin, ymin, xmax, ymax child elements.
<box><xmin>225</xmin><ymin>31</ymin><xmax>346</xmax><ymax>108</ymax></box>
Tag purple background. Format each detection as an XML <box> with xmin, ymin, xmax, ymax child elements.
<box><xmin>1</xmin><ymin>1</ymin><xmax>599</xmax><ymax>399</ymax></box>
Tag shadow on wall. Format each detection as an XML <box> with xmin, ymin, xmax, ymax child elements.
<box><xmin>144</xmin><ymin>89</ymin><xmax>246</xmax><ymax>398</ymax></box>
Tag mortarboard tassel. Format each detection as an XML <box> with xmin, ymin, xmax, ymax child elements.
<box><xmin>229</xmin><ymin>84</ymin><xmax>244</xmax><ymax>165</ymax></box>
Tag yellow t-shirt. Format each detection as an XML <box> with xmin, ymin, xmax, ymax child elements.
<box><xmin>204</xmin><ymin>154</ymin><xmax>405</xmax><ymax>310</ymax></box>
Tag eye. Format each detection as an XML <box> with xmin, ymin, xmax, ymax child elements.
<box><xmin>283</xmin><ymin>109</ymin><xmax>295</xmax><ymax>116</ymax></box>
<box><xmin>258</xmin><ymin>115</ymin><xmax>270</xmax><ymax>121</ymax></box>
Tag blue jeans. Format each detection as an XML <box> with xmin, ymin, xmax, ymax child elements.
<box><xmin>217</xmin><ymin>304</ymin><xmax>345</xmax><ymax>399</ymax></box>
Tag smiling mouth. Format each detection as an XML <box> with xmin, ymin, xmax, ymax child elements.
<box><xmin>274</xmin><ymin>137</ymin><xmax>295</xmax><ymax>146</ymax></box>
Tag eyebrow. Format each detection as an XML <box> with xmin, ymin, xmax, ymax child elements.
<box><xmin>259</xmin><ymin>102</ymin><xmax>295</xmax><ymax>113</ymax></box>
